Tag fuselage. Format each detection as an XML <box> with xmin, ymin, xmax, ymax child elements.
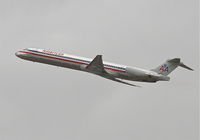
<box><xmin>15</xmin><ymin>48</ymin><xmax>169</xmax><ymax>82</ymax></box>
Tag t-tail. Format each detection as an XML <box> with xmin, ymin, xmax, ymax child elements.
<box><xmin>151</xmin><ymin>58</ymin><xmax>193</xmax><ymax>76</ymax></box>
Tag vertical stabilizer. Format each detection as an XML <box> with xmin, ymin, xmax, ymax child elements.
<box><xmin>151</xmin><ymin>58</ymin><xmax>181</xmax><ymax>76</ymax></box>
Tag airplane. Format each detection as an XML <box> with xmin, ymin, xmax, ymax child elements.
<box><xmin>15</xmin><ymin>48</ymin><xmax>193</xmax><ymax>87</ymax></box>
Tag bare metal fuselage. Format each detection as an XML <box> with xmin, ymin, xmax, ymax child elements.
<box><xmin>15</xmin><ymin>48</ymin><xmax>170</xmax><ymax>84</ymax></box>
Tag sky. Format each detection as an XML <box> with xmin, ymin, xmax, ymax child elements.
<box><xmin>0</xmin><ymin>0</ymin><xmax>199</xmax><ymax>140</ymax></box>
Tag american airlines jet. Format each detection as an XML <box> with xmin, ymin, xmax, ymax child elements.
<box><xmin>15</xmin><ymin>48</ymin><xmax>193</xmax><ymax>86</ymax></box>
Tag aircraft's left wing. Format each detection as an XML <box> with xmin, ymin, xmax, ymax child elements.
<box><xmin>86</xmin><ymin>55</ymin><xmax>106</xmax><ymax>74</ymax></box>
<box><xmin>86</xmin><ymin>55</ymin><xmax>140</xmax><ymax>87</ymax></box>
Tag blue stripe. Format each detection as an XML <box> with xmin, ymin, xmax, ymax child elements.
<box><xmin>26</xmin><ymin>49</ymin><xmax>126</xmax><ymax>71</ymax></box>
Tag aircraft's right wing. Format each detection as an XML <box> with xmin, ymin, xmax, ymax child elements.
<box><xmin>104</xmin><ymin>76</ymin><xmax>141</xmax><ymax>87</ymax></box>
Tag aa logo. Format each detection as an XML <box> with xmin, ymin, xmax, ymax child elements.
<box><xmin>160</xmin><ymin>64</ymin><xmax>168</xmax><ymax>72</ymax></box>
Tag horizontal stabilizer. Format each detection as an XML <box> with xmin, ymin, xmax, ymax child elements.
<box><xmin>179</xmin><ymin>62</ymin><xmax>193</xmax><ymax>71</ymax></box>
<box><xmin>152</xmin><ymin>58</ymin><xmax>193</xmax><ymax>76</ymax></box>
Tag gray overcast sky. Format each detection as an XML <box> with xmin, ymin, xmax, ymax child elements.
<box><xmin>0</xmin><ymin>0</ymin><xmax>199</xmax><ymax>140</ymax></box>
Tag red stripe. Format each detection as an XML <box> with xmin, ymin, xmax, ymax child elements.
<box><xmin>19</xmin><ymin>51</ymin><xmax>126</xmax><ymax>73</ymax></box>
<box><xmin>104</xmin><ymin>67</ymin><xmax>125</xmax><ymax>72</ymax></box>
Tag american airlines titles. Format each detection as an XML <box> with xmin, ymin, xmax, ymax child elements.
<box><xmin>43</xmin><ymin>50</ymin><xmax>64</xmax><ymax>56</ymax></box>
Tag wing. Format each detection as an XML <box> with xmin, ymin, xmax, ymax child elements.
<box><xmin>103</xmin><ymin>76</ymin><xmax>141</xmax><ymax>87</ymax></box>
<box><xmin>86</xmin><ymin>55</ymin><xmax>106</xmax><ymax>74</ymax></box>
<box><xmin>86</xmin><ymin>55</ymin><xmax>140</xmax><ymax>87</ymax></box>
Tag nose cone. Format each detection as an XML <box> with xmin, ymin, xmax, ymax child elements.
<box><xmin>15</xmin><ymin>51</ymin><xmax>22</xmax><ymax>58</ymax></box>
<box><xmin>15</xmin><ymin>51</ymin><xmax>25</xmax><ymax>59</ymax></box>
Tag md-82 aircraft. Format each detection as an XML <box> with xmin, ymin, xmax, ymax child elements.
<box><xmin>15</xmin><ymin>48</ymin><xmax>193</xmax><ymax>86</ymax></box>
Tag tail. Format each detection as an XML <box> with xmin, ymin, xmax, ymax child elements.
<box><xmin>151</xmin><ymin>58</ymin><xmax>193</xmax><ymax>76</ymax></box>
